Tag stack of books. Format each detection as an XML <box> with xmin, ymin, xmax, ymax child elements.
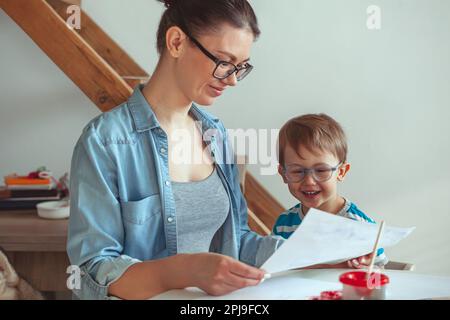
<box><xmin>0</xmin><ymin>174</ymin><xmax>61</xmax><ymax>210</ymax></box>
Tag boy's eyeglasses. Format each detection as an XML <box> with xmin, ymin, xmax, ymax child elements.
<box><xmin>283</xmin><ymin>162</ymin><xmax>343</xmax><ymax>183</ymax></box>
<box><xmin>185</xmin><ymin>32</ymin><xmax>254</xmax><ymax>81</ymax></box>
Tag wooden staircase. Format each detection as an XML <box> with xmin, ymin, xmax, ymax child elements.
<box><xmin>0</xmin><ymin>0</ymin><xmax>143</xmax><ymax>110</ymax></box>
<box><xmin>0</xmin><ymin>0</ymin><xmax>284</xmax><ymax>235</ymax></box>
<box><xmin>244</xmin><ymin>173</ymin><xmax>285</xmax><ymax>235</ymax></box>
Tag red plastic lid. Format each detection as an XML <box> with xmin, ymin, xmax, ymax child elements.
<box><xmin>320</xmin><ymin>291</ymin><xmax>342</xmax><ymax>300</ymax></box>
<box><xmin>339</xmin><ymin>271</ymin><xmax>389</xmax><ymax>288</ymax></box>
<box><xmin>309</xmin><ymin>291</ymin><xmax>343</xmax><ymax>300</ymax></box>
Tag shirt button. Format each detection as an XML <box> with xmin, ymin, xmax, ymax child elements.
<box><xmin>160</xmin><ymin>147</ymin><xmax>166</xmax><ymax>154</ymax></box>
<box><xmin>165</xmin><ymin>181</ymin><xmax>170</xmax><ymax>186</ymax></box>
<box><xmin>167</xmin><ymin>216</ymin><xmax>174</xmax><ymax>223</ymax></box>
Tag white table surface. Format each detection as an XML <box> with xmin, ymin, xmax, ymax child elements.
<box><xmin>152</xmin><ymin>269</ymin><xmax>450</xmax><ymax>300</ymax></box>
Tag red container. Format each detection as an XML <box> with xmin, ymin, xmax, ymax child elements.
<box><xmin>339</xmin><ymin>271</ymin><xmax>389</xmax><ymax>300</ymax></box>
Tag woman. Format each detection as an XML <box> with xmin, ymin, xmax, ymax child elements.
<box><xmin>68</xmin><ymin>0</ymin><xmax>283</xmax><ymax>300</ymax></box>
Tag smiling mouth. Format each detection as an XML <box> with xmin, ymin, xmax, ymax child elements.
<box><xmin>210</xmin><ymin>85</ymin><xmax>225</xmax><ymax>92</ymax></box>
<box><xmin>302</xmin><ymin>191</ymin><xmax>321</xmax><ymax>197</ymax></box>
<box><xmin>208</xmin><ymin>85</ymin><xmax>225</xmax><ymax>97</ymax></box>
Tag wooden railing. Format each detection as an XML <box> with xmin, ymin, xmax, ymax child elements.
<box><xmin>239</xmin><ymin>170</ymin><xmax>284</xmax><ymax>235</ymax></box>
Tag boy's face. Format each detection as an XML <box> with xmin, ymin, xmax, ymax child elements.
<box><xmin>279</xmin><ymin>144</ymin><xmax>350</xmax><ymax>213</ymax></box>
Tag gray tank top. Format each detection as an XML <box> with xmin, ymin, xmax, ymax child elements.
<box><xmin>172</xmin><ymin>167</ymin><xmax>230</xmax><ymax>254</ymax></box>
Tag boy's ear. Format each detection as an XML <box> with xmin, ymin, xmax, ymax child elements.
<box><xmin>337</xmin><ymin>162</ymin><xmax>351</xmax><ymax>182</ymax></box>
<box><xmin>278</xmin><ymin>164</ymin><xmax>288</xmax><ymax>184</ymax></box>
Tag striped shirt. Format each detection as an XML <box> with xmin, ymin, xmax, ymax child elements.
<box><xmin>272</xmin><ymin>199</ymin><xmax>388</xmax><ymax>266</ymax></box>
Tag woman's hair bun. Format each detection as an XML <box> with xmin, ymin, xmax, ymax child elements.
<box><xmin>158</xmin><ymin>0</ymin><xmax>177</xmax><ymax>9</ymax></box>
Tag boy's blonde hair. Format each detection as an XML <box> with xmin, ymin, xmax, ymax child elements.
<box><xmin>278</xmin><ymin>113</ymin><xmax>348</xmax><ymax>166</ymax></box>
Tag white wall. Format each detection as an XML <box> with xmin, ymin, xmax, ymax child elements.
<box><xmin>1</xmin><ymin>0</ymin><xmax>449</xmax><ymax>276</ymax></box>
<box><xmin>0</xmin><ymin>9</ymin><xmax>100</xmax><ymax>181</ymax></box>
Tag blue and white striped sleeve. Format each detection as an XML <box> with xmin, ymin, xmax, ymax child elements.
<box><xmin>272</xmin><ymin>204</ymin><xmax>303</xmax><ymax>239</ymax></box>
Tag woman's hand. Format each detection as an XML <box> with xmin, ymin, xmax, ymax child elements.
<box><xmin>108</xmin><ymin>253</ymin><xmax>265</xmax><ymax>300</ymax></box>
<box><xmin>188</xmin><ymin>253</ymin><xmax>266</xmax><ymax>296</ymax></box>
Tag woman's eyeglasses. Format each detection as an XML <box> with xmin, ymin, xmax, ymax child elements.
<box><xmin>283</xmin><ymin>162</ymin><xmax>343</xmax><ymax>183</ymax></box>
<box><xmin>186</xmin><ymin>34</ymin><xmax>254</xmax><ymax>81</ymax></box>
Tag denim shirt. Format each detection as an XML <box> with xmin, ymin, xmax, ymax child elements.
<box><xmin>67</xmin><ymin>85</ymin><xmax>284</xmax><ymax>300</ymax></box>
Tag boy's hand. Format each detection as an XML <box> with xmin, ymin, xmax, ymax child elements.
<box><xmin>347</xmin><ymin>253</ymin><xmax>374</xmax><ymax>269</ymax></box>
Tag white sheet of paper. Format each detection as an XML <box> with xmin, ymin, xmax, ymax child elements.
<box><xmin>261</xmin><ymin>209</ymin><xmax>415</xmax><ymax>274</ymax></box>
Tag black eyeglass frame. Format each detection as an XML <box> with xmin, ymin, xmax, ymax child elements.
<box><xmin>184</xmin><ymin>32</ymin><xmax>254</xmax><ymax>81</ymax></box>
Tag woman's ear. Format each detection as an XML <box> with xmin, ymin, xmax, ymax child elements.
<box><xmin>337</xmin><ymin>162</ymin><xmax>350</xmax><ymax>182</ymax></box>
<box><xmin>165</xmin><ymin>26</ymin><xmax>187</xmax><ymax>58</ymax></box>
<box><xmin>278</xmin><ymin>164</ymin><xmax>288</xmax><ymax>184</ymax></box>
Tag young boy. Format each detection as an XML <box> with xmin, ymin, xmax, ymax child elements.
<box><xmin>273</xmin><ymin>113</ymin><xmax>388</xmax><ymax>268</ymax></box>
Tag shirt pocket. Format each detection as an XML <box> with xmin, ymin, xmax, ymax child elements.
<box><xmin>120</xmin><ymin>194</ymin><xmax>166</xmax><ymax>258</ymax></box>
<box><xmin>120</xmin><ymin>194</ymin><xmax>162</xmax><ymax>225</ymax></box>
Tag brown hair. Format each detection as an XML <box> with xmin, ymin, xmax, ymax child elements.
<box><xmin>278</xmin><ymin>114</ymin><xmax>348</xmax><ymax>165</ymax></box>
<box><xmin>156</xmin><ymin>0</ymin><xmax>260</xmax><ymax>55</ymax></box>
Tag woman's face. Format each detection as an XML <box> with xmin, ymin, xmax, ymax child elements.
<box><xmin>175</xmin><ymin>24</ymin><xmax>255</xmax><ymax>106</ymax></box>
